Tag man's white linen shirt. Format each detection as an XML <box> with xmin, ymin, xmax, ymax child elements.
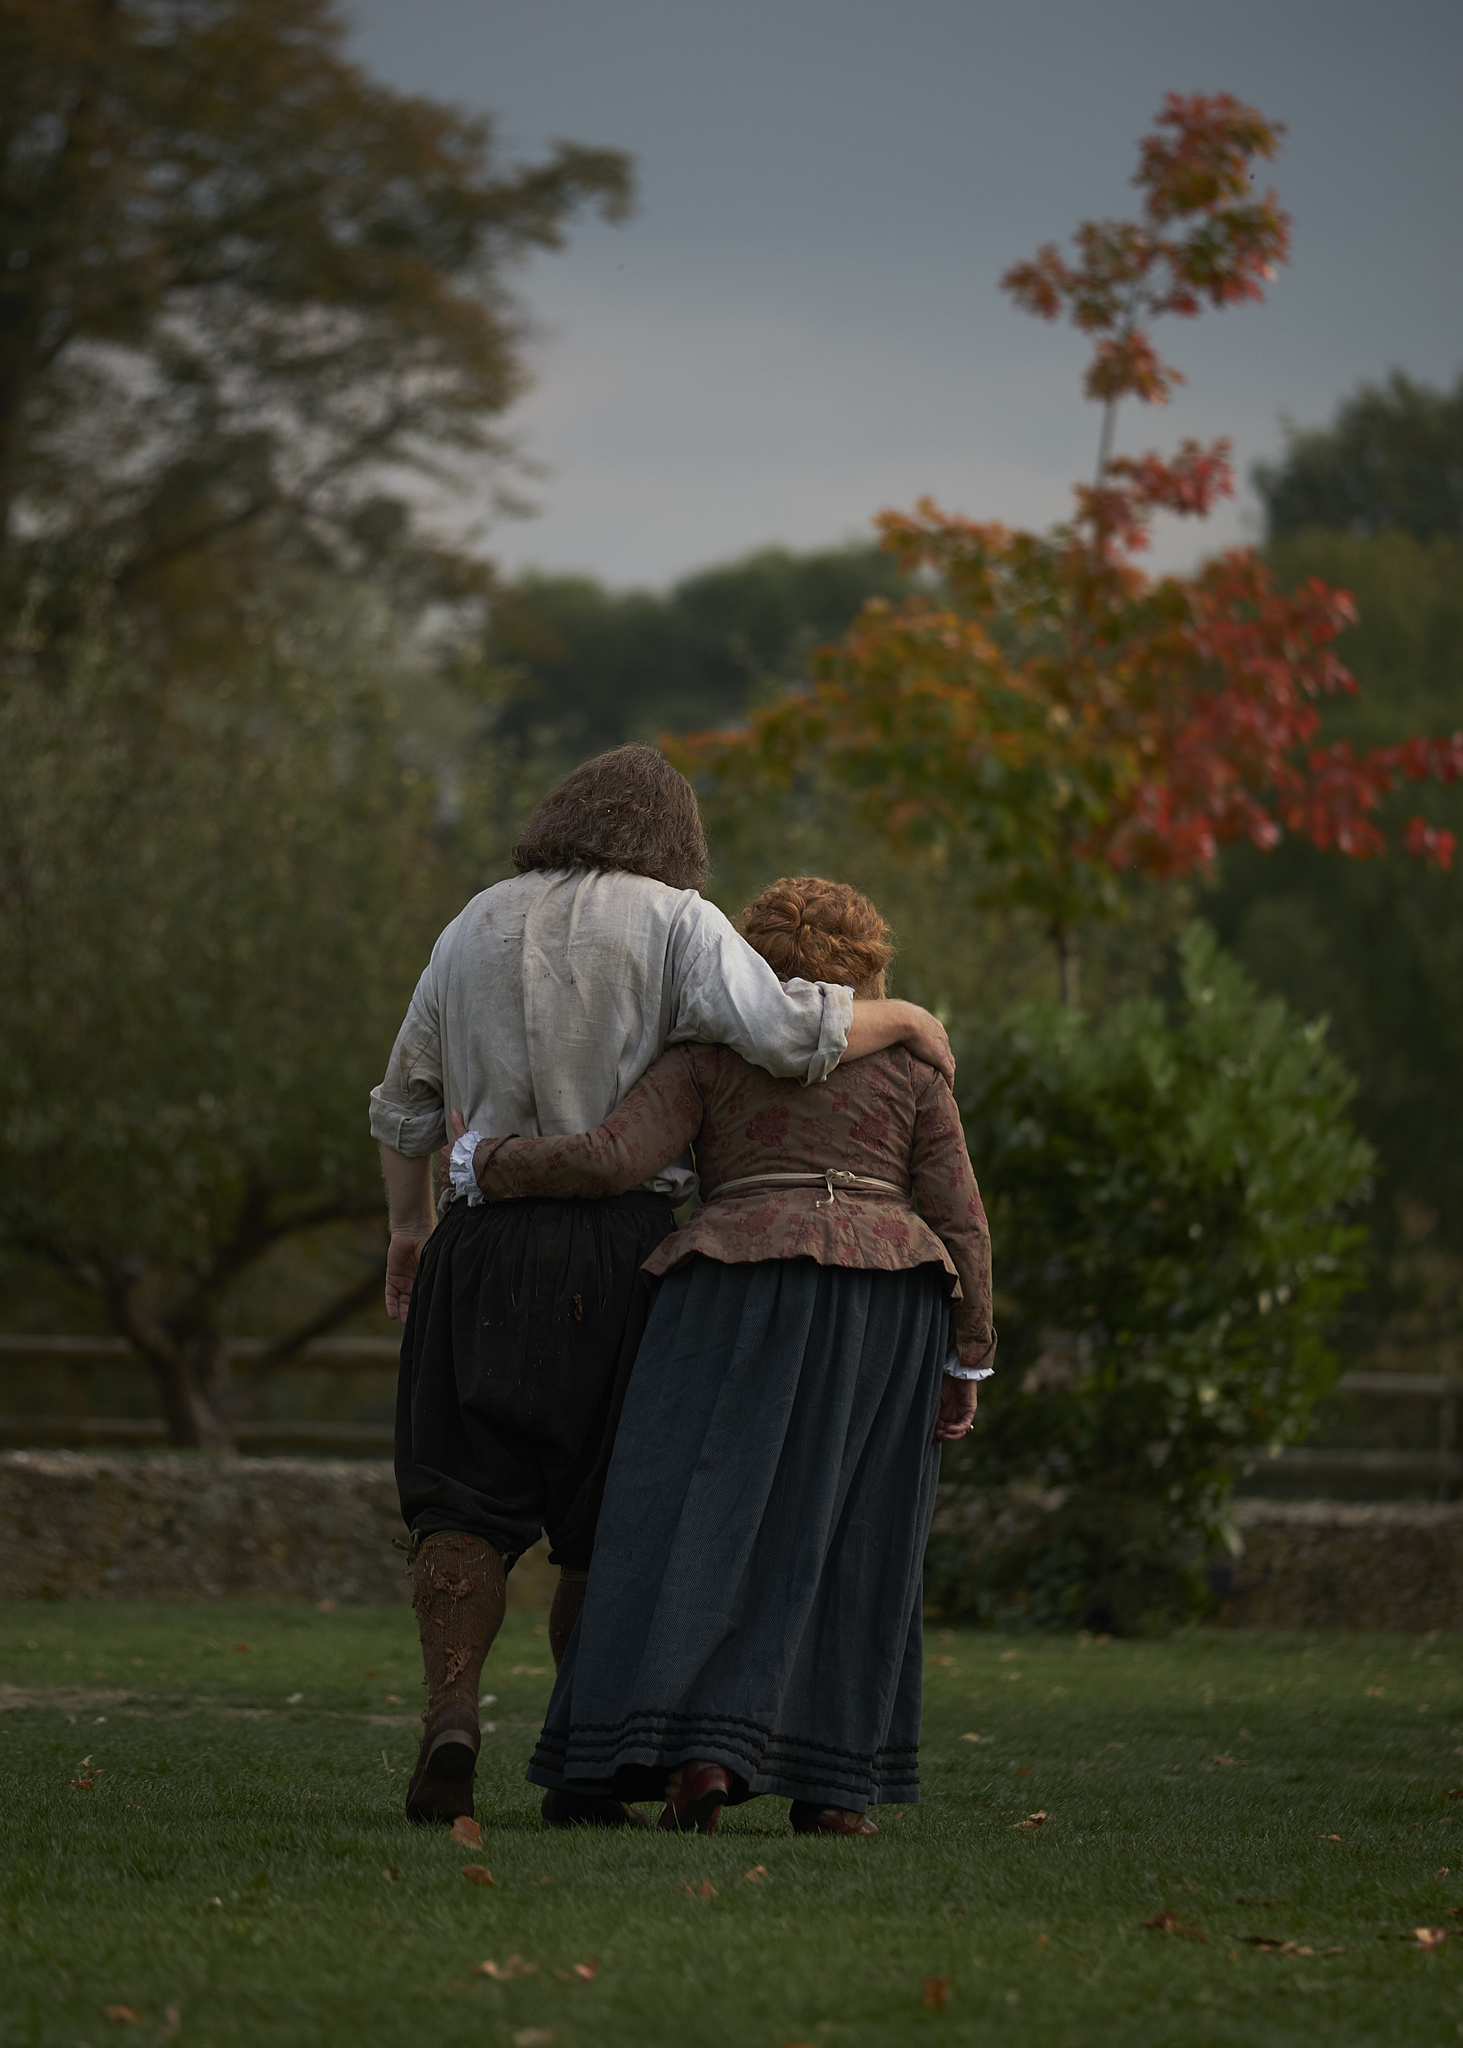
<box><xmin>368</xmin><ymin>868</ymin><xmax>854</xmax><ymax>1204</ymax></box>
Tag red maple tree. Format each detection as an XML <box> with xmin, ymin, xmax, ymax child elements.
<box><xmin>672</xmin><ymin>94</ymin><xmax>1462</xmax><ymax>1001</ymax></box>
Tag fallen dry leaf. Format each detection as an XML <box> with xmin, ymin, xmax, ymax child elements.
<box><xmin>317</xmin><ymin>1598</ymin><xmax>337</xmax><ymax>1612</ymax></box>
<box><xmin>572</xmin><ymin>1960</ymin><xmax>600</xmax><ymax>1981</ymax></box>
<box><xmin>460</xmin><ymin>1864</ymin><xmax>495</xmax><ymax>1888</ymax></box>
<box><xmin>1213</xmin><ymin>1754</ymin><xmax>1240</xmax><ymax>1766</ymax></box>
<box><xmin>157</xmin><ymin>2005</ymin><xmax>181</xmax><ymax>2044</ymax></box>
<box><xmin>1141</xmin><ymin>1910</ymin><xmax>1206</xmax><ymax>1942</ymax></box>
<box><xmin>71</xmin><ymin>1777</ymin><xmax>94</xmax><ymax>1791</ymax></box>
<box><xmin>1013</xmin><ymin>1811</ymin><xmax>1047</xmax><ymax>1830</ymax></box>
<box><xmin>450</xmin><ymin>1816</ymin><xmax>482</xmax><ymax>1847</ymax></box>
<box><xmin>1415</xmin><ymin>1927</ymin><xmax>1447</xmax><ymax>1951</ymax></box>
<box><xmin>511</xmin><ymin>1665</ymin><xmax>547</xmax><ymax>1676</ymax></box>
<box><xmin>385</xmin><ymin>1693</ymin><xmax>403</xmax><ymax>1704</ymax></box>
<box><xmin>1013</xmin><ymin>1765</ymin><xmax>1033</xmax><ymax>1778</ymax></box>
<box><xmin>1436</xmin><ymin>1868</ymin><xmax>1451</xmax><ymax>1878</ymax></box>
<box><xmin>512</xmin><ymin>2032</ymin><xmax>553</xmax><ymax>2048</ymax></box>
<box><xmin>960</xmin><ymin>1732</ymin><xmax>991</xmax><ymax>1744</ymax></box>
<box><xmin>743</xmin><ymin>1865</ymin><xmax>769</xmax><ymax>1884</ymax></box>
<box><xmin>921</xmin><ymin>1976</ymin><xmax>951</xmax><ymax>2011</ymax></box>
<box><xmin>104</xmin><ymin>2009</ymin><xmax>142</xmax><ymax>2024</ymax></box>
<box><xmin>1445</xmin><ymin>1789</ymin><xmax>1463</xmax><ymax>1801</ymax></box>
<box><xmin>382</xmin><ymin>1865</ymin><xmax>400</xmax><ymax>1882</ymax></box>
<box><xmin>1036</xmin><ymin>1933</ymin><xmax>1049</xmax><ymax>1948</ymax></box>
<box><xmin>1321</xmin><ymin>1834</ymin><xmax>1341</xmax><ymax>1842</ymax></box>
<box><xmin>1364</xmin><ymin>1685</ymin><xmax>1386</xmax><ymax>1698</ymax></box>
<box><xmin>1240</xmin><ymin>1937</ymin><xmax>1345</xmax><ymax>1957</ymax></box>
<box><xmin>697</xmin><ymin>1880</ymin><xmax>716</xmax><ymax>1898</ymax></box>
<box><xmin>474</xmin><ymin>1955</ymin><xmax>537</xmax><ymax>1980</ymax></box>
<box><xmin>233</xmin><ymin>1643</ymin><xmax>252</xmax><ymax>1654</ymax></box>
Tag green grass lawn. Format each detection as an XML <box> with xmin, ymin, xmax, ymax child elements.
<box><xmin>1</xmin><ymin>1605</ymin><xmax>1460</xmax><ymax>2047</ymax></box>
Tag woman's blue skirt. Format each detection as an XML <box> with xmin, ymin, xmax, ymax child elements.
<box><xmin>526</xmin><ymin>1254</ymin><xmax>948</xmax><ymax>1812</ymax></box>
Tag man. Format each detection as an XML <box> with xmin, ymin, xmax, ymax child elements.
<box><xmin>371</xmin><ymin>745</ymin><xmax>954</xmax><ymax>1827</ymax></box>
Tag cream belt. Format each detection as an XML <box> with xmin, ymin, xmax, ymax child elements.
<box><xmin>709</xmin><ymin>1169</ymin><xmax>909</xmax><ymax>1209</ymax></box>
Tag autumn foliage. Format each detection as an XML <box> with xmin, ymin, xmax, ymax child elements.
<box><xmin>671</xmin><ymin>95</ymin><xmax>1462</xmax><ymax>961</ymax></box>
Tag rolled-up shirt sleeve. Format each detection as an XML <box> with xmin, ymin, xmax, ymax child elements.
<box><xmin>368</xmin><ymin>962</ymin><xmax>448</xmax><ymax>1157</ymax></box>
<box><xmin>669</xmin><ymin>901</ymin><xmax>853</xmax><ymax>1084</ymax></box>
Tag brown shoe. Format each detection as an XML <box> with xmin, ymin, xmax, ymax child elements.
<box><xmin>541</xmin><ymin>1790</ymin><xmax>652</xmax><ymax>1829</ymax></box>
<box><xmin>658</xmin><ymin>1761</ymin><xmax>730</xmax><ymax>1835</ymax></box>
<box><xmin>789</xmin><ymin>1801</ymin><xmax>879</xmax><ymax>1836</ymax></box>
<box><xmin>405</xmin><ymin>1703</ymin><xmax>479</xmax><ymax>1825</ymax></box>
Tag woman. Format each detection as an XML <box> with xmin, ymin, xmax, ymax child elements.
<box><xmin>459</xmin><ymin>878</ymin><xmax>994</xmax><ymax>1835</ymax></box>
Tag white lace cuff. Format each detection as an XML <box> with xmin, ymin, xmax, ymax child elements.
<box><xmin>449</xmin><ymin>1130</ymin><xmax>486</xmax><ymax>1207</ymax></box>
<box><xmin>943</xmin><ymin>1344</ymin><xmax>994</xmax><ymax>1381</ymax></box>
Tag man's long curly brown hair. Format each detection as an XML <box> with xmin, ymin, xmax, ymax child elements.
<box><xmin>511</xmin><ymin>744</ymin><xmax>710</xmax><ymax>892</ymax></box>
<box><xmin>739</xmin><ymin>876</ymin><xmax>894</xmax><ymax>997</ymax></box>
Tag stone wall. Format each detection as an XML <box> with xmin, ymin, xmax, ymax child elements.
<box><xmin>1216</xmin><ymin>1498</ymin><xmax>1463</xmax><ymax>1633</ymax></box>
<box><xmin>0</xmin><ymin>1452</ymin><xmax>557</xmax><ymax>1609</ymax></box>
<box><xmin>2</xmin><ymin>1453</ymin><xmax>1460</xmax><ymax>1630</ymax></box>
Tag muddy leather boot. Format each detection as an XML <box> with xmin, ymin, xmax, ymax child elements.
<box><xmin>404</xmin><ymin>1533</ymin><xmax>505</xmax><ymax>1825</ymax></box>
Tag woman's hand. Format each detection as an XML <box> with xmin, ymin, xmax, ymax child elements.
<box><xmin>934</xmin><ymin>1377</ymin><xmax>978</xmax><ymax>1444</ymax></box>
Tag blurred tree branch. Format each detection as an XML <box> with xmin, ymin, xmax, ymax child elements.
<box><xmin>0</xmin><ymin>0</ymin><xmax>633</xmax><ymax>623</ymax></box>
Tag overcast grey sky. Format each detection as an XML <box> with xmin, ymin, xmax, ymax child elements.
<box><xmin>347</xmin><ymin>0</ymin><xmax>1463</xmax><ymax>588</ymax></box>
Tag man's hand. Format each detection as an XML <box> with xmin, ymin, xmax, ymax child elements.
<box><xmin>899</xmin><ymin>1006</ymin><xmax>955</xmax><ymax>1089</ymax></box>
<box><xmin>843</xmin><ymin>999</ymin><xmax>955</xmax><ymax>1089</ymax></box>
<box><xmin>379</xmin><ymin>1143</ymin><xmax>436</xmax><ymax>1323</ymax></box>
<box><xmin>934</xmin><ymin>1376</ymin><xmax>978</xmax><ymax>1444</ymax></box>
<box><xmin>385</xmin><ymin>1228</ymin><xmax>432</xmax><ymax>1324</ymax></box>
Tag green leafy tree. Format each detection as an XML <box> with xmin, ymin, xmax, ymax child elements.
<box><xmin>1254</xmin><ymin>370</ymin><xmax>1463</xmax><ymax>542</ymax></box>
<box><xmin>928</xmin><ymin>926</ymin><xmax>1371</xmax><ymax>1633</ymax></box>
<box><xmin>483</xmin><ymin>544</ymin><xmax>906</xmax><ymax>768</ymax></box>
<box><xmin>0</xmin><ymin>590</ymin><xmax>448</xmax><ymax>1446</ymax></box>
<box><xmin>0</xmin><ymin>0</ymin><xmax>631</xmax><ymax>616</ymax></box>
<box><xmin>1208</xmin><ymin>527</ymin><xmax>1463</xmax><ymax>1350</ymax></box>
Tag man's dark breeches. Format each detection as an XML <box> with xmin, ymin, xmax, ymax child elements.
<box><xmin>394</xmin><ymin>1191</ymin><xmax>675</xmax><ymax>1571</ymax></box>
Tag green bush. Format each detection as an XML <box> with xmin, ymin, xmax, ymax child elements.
<box><xmin>930</xmin><ymin>924</ymin><xmax>1372</xmax><ymax>1634</ymax></box>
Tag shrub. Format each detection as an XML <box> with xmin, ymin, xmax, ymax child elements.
<box><xmin>929</xmin><ymin>924</ymin><xmax>1371</xmax><ymax>1633</ymax></box>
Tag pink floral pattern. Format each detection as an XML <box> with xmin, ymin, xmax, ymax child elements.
<box><xmin>473</xmin><ymin>1043</ymin><xmax>995</xmax><ymax>1369</ymax></box>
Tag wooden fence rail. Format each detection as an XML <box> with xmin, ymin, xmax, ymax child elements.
<box><xmin>0</xmin><ymin>1337</ymin><xmax>1459</xmax><ymax>1486</ymax></box>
